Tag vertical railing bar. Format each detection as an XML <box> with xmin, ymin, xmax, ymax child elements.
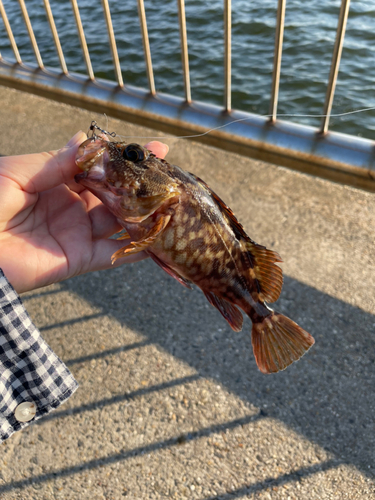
<box><xmin>0</xmin><ymin>0</ymin><xmax>22</xmax><ymax>64</ymax></box>
<box><xmin>269</xmin><ymin>0</ymin><xmax>286</xmax><ymax>122</ymax></box>
<box><xmin>70</xmin><ymin>0</ymin><xmax>95</xmax><ymax>81</ymax></box>
<box><xmin>320</xmin><ymin>0</ymin><xmax>350</xmax><ymax>134</ymax></box>
<box><xmin>224</xmin><ymin>0</ymin><xmax>231</xmax><ymax>112</ymax></box>
<box><xmin>137</xmin><ymin>0</ymin><xmax>155</xmax><ymax>95</ymax></box>
<box><xmin>43</xmin><ymin>0</ymin><xmax>68</xmax><ymax>74</ymax></box>
<box><xmin>101</xmin><ymin>0</ymin><xmax>123</xmax><ymax>87</ymax></box>
<box><xmin>177</xmin><ymin>0</ymin><xmax>191</xmax><ymax>103</ymax></box>
<box><xmin>18</xmin><ymin>0</ymin><xmax>44</xmax><ymax>68</ymax></box>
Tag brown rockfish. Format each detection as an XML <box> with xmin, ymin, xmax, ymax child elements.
<box><xmin>75</xmin><ymin>128</ymin><xmax>314</xmax><ymax>374</ymax></box>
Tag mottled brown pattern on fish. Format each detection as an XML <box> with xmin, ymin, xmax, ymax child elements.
<box><xmin>75</xmin><ymin>134</ymin><xmax>315</xmax><ymax>374</ymax></box>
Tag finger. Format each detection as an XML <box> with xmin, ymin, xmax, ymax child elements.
<box><xmin>145</xmin><ymin>141</ymin><xmax>169</xmax><ymax>159</ymax></box>
<box><xmin>81</xmin><ymin>190</ymin><xmax>123</xmax><ymax>239</ymax></box>
<box><xmin>90</xmin><ymin>205</ymin><xmax>122</xmax><ymax>239</ymax></box>
<box><xmin>0</xmin><ymin>131</ymin><xmax>87</xmax><ymax>194</ymax></box>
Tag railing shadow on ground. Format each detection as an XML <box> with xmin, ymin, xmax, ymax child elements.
<box><xmin>64</xmin><ymin>262</ymin><xmax>375</xmax><ymax>473</ymax></box>
<box><xmin>0</xmin><ymin>406</ymin><xmax>341</xmax><ymax>496</ymax></box>
<box><xmin>3</xmin><ymin>259</ymin><xmax>374</xmax><ymax>494</ymax></box>
<box><xmin>0</xmin><ymin>421</ymin><xmax>341</xmax><ymax>497</ymax></box>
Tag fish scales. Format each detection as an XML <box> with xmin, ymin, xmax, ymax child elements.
<box><xmin>75</xmin><ymin>131</ymin><xmax>314</xmax><ymax>373</ymax></box>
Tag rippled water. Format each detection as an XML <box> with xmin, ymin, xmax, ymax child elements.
<box><xmin>1</xmin><ymin>0</ymin><xmax>375</xmax><ymax>138</ymax></box>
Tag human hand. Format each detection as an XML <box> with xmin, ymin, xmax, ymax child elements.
<box><xmin>0</xmin><ymin>132</ymin><xmax>169</xmax><ymax>294</ymax></box>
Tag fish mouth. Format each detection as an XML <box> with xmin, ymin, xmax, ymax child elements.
<box><xmin>75</xmin><ymin>137</ymin><xmax>109</xmax><ymax>185</ymax></box>
<box><xmin>74</xmin><ymin>170</ymin><xmax>89</xmax><ymax>182</ymax></box>
<box><xmin>74</xmin><ymin>136</ymin><xmax>126</xmax><ymax>216</ymax></box>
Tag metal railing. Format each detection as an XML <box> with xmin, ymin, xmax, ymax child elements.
<box><xmin>0</xmin><ymin>0</ymin><xmax>374</xmax><ymax>191</ymax></box>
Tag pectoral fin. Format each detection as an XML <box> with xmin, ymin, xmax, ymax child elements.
<box><xmin>111</xmin><ymin>215</ymin><xmax>171</xmax><ymax>264</ymax></box>
<box><xmin>116</xmin><ymin>230</ymin><xmax>130</xmax><ymax>240</ymax></box>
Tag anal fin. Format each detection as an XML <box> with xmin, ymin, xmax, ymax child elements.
<box><xmin>149</xmin><ymin>253</ymin><xmax>192</xmax><ymax>289</ymax></box>
<box><xmin>204</xmin><ymin>291</ymin><xmax>243</xmax><ymax>332</ymax></box>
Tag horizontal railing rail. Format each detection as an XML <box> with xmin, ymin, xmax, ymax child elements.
<box><xmin>1</xmin><ymin>0</ymin><xmax>374</xmax><ymax>191</ymax></box>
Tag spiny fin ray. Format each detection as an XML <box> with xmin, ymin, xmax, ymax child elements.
<box><xmin>204</xmin><ymin>292</ymin><xmax>243</xmax><ymax>332</ymax></box>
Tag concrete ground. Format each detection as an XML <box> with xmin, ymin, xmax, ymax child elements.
<box><xmin>0</xmin><ymin>85</ymin><xmax>374</xmax><ymax>500</ymax></box>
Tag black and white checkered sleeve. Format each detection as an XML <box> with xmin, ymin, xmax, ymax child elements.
<box><xmin>0</xmin><ymin>269</ymin><xmax>78</xmax><ymax>442</ymax></box>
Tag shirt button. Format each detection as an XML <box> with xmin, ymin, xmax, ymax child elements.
<box><xmin>15</xmin><ymin>402</ymin><xmax>37</xmax><ymax>423</ymax></box>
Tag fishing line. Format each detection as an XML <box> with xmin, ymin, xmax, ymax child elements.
<box><xmin>102</xmin><ymin>105</ymin><xmax>375</xmax><ymax>142</ymax></box>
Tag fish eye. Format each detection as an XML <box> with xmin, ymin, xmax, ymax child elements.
<box><xmin>123</xmin><ymin>144</ymin><xmax>145</xmax><ymax>162</ymax></box>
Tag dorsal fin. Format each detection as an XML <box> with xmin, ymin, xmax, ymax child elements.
<box><xmin>188</xmin><ymin>172</ymin><xmax>249</xmax><ymax>240</ymax></box>
<box><xmin>241</xmin><ymin>241</ymin><xmax>283</xmax><ymax>303</ymax></box>
<box><xmin>189</xmin><ymin>172</ymin><xmax>283</xmax><ymax>303</ymax></box>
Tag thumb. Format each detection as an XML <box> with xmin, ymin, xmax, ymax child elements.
<box><xmin>65</xmin><ymin>130</ymin><xmax>86</xmax><ymax>148</ymax></box>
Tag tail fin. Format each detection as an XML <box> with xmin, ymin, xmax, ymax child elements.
<box><xmin>251</xmin><ymin>312</ymin><xmax>314</xmax><ymax>374</ymax></box>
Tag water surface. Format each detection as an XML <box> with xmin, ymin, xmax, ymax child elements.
<box><xmin>1</xmin><ymin>0</ymin><xmax>374</xmax><ymax>138</ymax></box>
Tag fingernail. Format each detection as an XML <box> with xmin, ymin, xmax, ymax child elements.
<box><xmin>65</xmin><ymin>131</ymin><xmax>86</xmax><ymax>148</ymax></box>
<box><xmin>159</xmin><ymin>143</ymin><xmax>169</xmax><ymax>157</ymax></box>
<box><xmin>145</xmin><ymin>141</ymin><xmax>169</xmax><ymax>158</ymax></box>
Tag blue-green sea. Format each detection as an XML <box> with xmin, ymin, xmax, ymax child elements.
<box><xmin>1</xmin><ymin>0</ymin><xmax>375</xmax><ymax>139</ymax></box>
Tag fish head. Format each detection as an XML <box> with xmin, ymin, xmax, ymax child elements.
<box><xmin>75</xmin><ymin>137</ymin><xmax>180</xmax><ymax>221</ymax></box>
<box><xmin>75</xmin><ymin>136</ymin><xmax>151</xmax><ymax>188</ymax></box>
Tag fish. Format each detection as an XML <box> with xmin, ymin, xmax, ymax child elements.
<box><xmin>75</xmin><ymin>127</ymin><xmax>314</xmax><ymax>374</ymax></box>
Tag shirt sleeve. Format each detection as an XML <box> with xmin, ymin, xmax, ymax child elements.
<box><xmin>0</xmin><ymin>269</ymin><xmax>78</xmax><ymax>442</ymax></box>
